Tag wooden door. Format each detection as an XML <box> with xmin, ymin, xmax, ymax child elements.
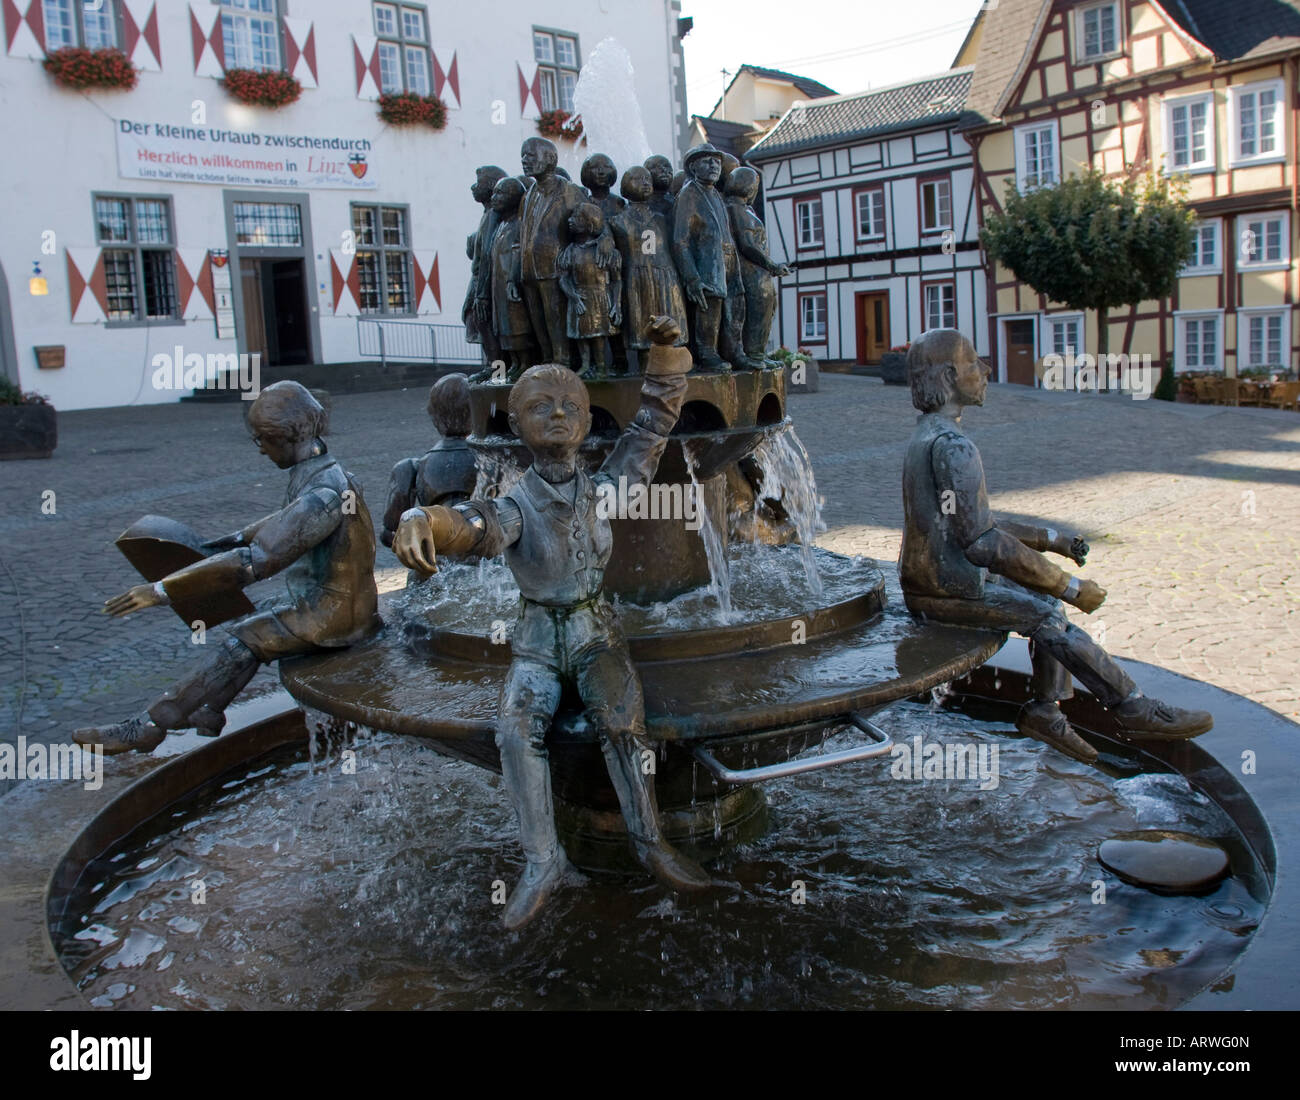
<box><xmin>854</xmin><ymin>291</ymin><xmax>890</xmax><ymax>364</ymax></box>
<box><xmin>1004</xmin><ymin>319</ymin><xmax>1037</xmax><ymax>386</ymax></box>
<box><xmin>240</xmin><ymin>264</ymin><xmax>269</xmax><ymax>367</ymax></box>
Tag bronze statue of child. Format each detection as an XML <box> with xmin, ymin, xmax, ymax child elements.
<box><xmin>644</xmin><ymin>154</ymin><xmax>676</xmax><ymax>219</ymax></box>
<box><xmin>76</xmin><ymin>382</ymin><xmax>380</xmax><ymax>755</ymax></box>
<box><xmin>580</xmin><ymin>153</ymin><xmax>627</xmax><ymax>223</ymax></box>
<box><xmin>381</xmin><ymin>373</ymin><xmax>478</xmax><ymax>548</ymax></box>
<box><xmin>392</xmin><ymin>317</ymin><xmax>710</xmax><ymax>929</ymax></box>
<box><xmin>899</xmin><ymin>330</ymin><xmax>1212</xmax><ymax>762</ymax></box>
<box><xmin>609</xmin><ymin>166</ymin><xmax>689</xmax><ymax>365</ymax></box>
<box><xmin>557</xmin><ymin>203</ymin><xmax>623</xmax><ymax>379</ymax></box>
<box><xmin>725</xmin><ymin>167</ymin><xmax>791</xmax><ymax>365</ymax></box>
<box><xmin>486</xmin><ymin>176</ymin><xmax>537</xmax><ymax>380</ymax></box>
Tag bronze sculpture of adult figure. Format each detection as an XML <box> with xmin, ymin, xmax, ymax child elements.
<box><xmin>899</xmin><ymin>330</ymin><xmax>1213</xmax><ymax>762</ymax></box>
<box><xmin>518</xmin><ymin>138</ymin><xmax>612</xmax><ymax>367</ymax></box>
<box><xmin>380</xmin><ymin>373</ymin><xmax>477</xmax><ymax>548</ymax></box>
<box><xmin>463</xmin><ymin>165</ymin><xmax>508</xmax><ymax>363</ymax></box>
<box><xmin>644</xmin><ymin>154</ymin><xmax>675</xmax><ymax>219</ymax></box>
<box><xmin>392</xmin><ymin>318</ymin><xmax>711</xmax><ymax>928</ymax></box>
<box><xmin>75</xmin><ymin>382</ymin><xmax>380</xmax><ymax>755</ymax></box>
<box><xmin>725</xmin><ymin>166</ymin><xmax>790</xmax><ymax>364</ymax></box>
<box><xmin>670</xmin><ymin>143</ymin><xmax>753</xmax><ymax>370</ymax></box>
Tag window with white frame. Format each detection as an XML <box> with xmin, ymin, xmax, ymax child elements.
<box><xmin>533</xmin><ymin>27</ymin><xmax>580</xmax><ymax>112</ymax></box>
<box><xmin>1240</xmin><ymin>310</ymin><xmax>1288</xmax><ymax>369</ymax></box>
<box><xmin>353</xmin><ymin>204</ymin><xmax>413</xmax><ymax>315</ymax></box>
<box><xmin>924</xmin><ymin>282</ymin><xmax>956</xmax><ymax>330</ymax></box>
<box><xmin>919</xmin><ymin>176</ymin><xmax>952</xmax><ymax>233</ymax></box>
<box><xmin>1182</xmin><ymin>219</ymin><xmax>1221</xmax><ymax>274</ymax></box>
<box><xmin>800</xmin><ymin>293</ymin><xmax>827</xmax><ymax>341</ymax></box>
<box><xmin>1230</xmin><ymin>81</ymin><xmax>1285</xmax><ymax>165</ymax></box>
<box><xmin>93</xmin><ymin>195</ymin><xmax>178</xmax><ymax>323</ymax></box>
<box><xmin>1238</xmin><ymin>212</ymin><xmax>1289</xmax><ymax>267</ymax></box>
<box><xmin>1076</xmin><ymin>1</ymin><xmax>1121</xmax><ymax>61</ymax></box>
<box><xmin>1016</xmin><ymin>123</ymin><xmax>1057</xmax><ymax>190</ymax></box>
<box><xmin>796</xmin><ymin>197</ymin><xmax>824</xmax><ymax>247</ymax></box>
<box><xmin>1164</xmin><ymin>93</ymin><xmax>1215</xmax><ymax>172</ymax></box>
<box><xmin>855</xmin><ymin>187</ymin><xmax>885</xmax><ymax>240</ymax></box>
<box><xmin>1045</xmin><ymin>315</ymin><xmax>1084</xmax><ymax>357</ymax></box>
<box><xmin>219</xmin><ymin>0</ymin><xmax>281</xmax><ymax>73</ymax></box>
<box><xmin>43</xmin><ymin>0</ymin><xmax>118</xmax><ymax>50</ymax></box>
<box><xmin>1176</xmin><ymin>313</ymin><xmax>1221</xmax><ymax>371</ymax></box>
<box><xmin>374</xmin><ymin>4</ymin><xmax>431</xmax><ymax>96</ymax></box>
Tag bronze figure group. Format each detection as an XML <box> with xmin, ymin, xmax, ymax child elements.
<box><xmin>463</xmin><ymin>138</ymin><xmax>788</xmax><ymax>377</ymax></box>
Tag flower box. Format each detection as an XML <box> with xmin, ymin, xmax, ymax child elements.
<box><xmin>879</xmin><ymin>350</ymin><xmax>909</xmax><ymax>386</ymax></box>
<box><xmin>221</xmin><ymin>68</ymin><xmax>302</xmax><ymax>108</ymax></box>
<box><xmin>377</xmin><ymin>92</ymin><xmax>447</xmax><ymax>130</ymax></box>
<box><xmin>0</xmin><ymin>388</ymin><xmax>56</xmax><ymax>460</ymax></box>
<box><xmin>43</xmin><ymin>47</ymin><xmax>137</xmax><ymax>91</ymax></box>
<box><xmin>537</xmin><ymin>109</ymin><xmax>582</xmax><ymax>141</ymax></box>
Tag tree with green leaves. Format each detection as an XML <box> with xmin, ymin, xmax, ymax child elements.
<box><xmin>981</xmin><ymin>170</ymin><xmax>1197</xmax><ymax>364</ymax></box>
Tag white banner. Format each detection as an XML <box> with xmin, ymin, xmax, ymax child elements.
<box><xmin>115</xmin><ymin>118</ymin><xmax>377</xmax><ymax>190</ymax></box>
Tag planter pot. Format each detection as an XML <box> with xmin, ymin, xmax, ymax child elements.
<box><xmin>785</xmin><ymin>356</ymin><xmax>820</xmax><ymax>394</ymax></box>
<box><xmin>0</xmin><ymin>403</ymin><xmax>57</xmax><ymax>460</ymax></box>
<box><xmin>879</xmin><ymin>351</ymin><xmax>909</xmax><ymax>386</ymax></box>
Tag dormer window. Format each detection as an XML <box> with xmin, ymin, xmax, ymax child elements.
<box><xmin>1076</xmin><ymin>1</ymin><xmax>1121</xmax><ymax>62</ymax></box>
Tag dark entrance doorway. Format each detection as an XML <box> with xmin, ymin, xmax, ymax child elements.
<box><xmin>239</xmin><ymin>259</ymin><xmax>310</xmax><ymax>367</ymax></box>
<box><xmin>854</xmin><ymin>291</ymin><xmax>890</xmax><ymax>365</ymax></box>
<box><xmin>1004</xmin><ymin>318</ymin><xmax>1037</xmax><ymax>386</ymax></box>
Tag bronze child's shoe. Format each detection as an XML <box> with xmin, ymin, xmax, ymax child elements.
<box><xmin>502</xmin><ymin>851</ymin><xmax>571</xmax><ymax>931</ymax></box>
<box><xmin>1016</xmin><ymin>701</ymin><xmax>1098</xmax><ymax>764</ymax></box>
<box><xmin>74</xmin><ymin>714</ymin><xmax>166</xmax><ymax>756</ymax></box>
<box><xmin>1111</xmin><ymin>695</ymin><xmax>1213</xmax><ymax>742</ymax></box>
<box><xmin>638</xmin><ymin>838</ymin><xmax>713</xmax><ymax>893</ymax></box>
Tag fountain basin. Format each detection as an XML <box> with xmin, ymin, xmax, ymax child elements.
<box><xmin>36</xmin><ymin>643</ymin><xmax>1295</xmax><ymax>1011</ymax></box>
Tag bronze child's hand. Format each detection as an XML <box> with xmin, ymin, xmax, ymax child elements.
<box><xmin>393</xmin><ymin>508</ymin><xmax>440</xmax><ymax>575</ymax></box>
<box><xmin>103</xmin><ymin>583</ymin><xmax>168</xmax><ymax>617</ymax></box>
<box><xmin>1068</xmin><ymin>534</ymin><xmax>1090</xmax><ymax>565</ymax></box>
<box><xmin>1070</xmin><ymin>578</ymin><xmax>1107</xmax><ymax>613</ymax></box>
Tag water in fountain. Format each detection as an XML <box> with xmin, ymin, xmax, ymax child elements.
<box><xmin>684</xmin><ymin>454</ymin><xmax>732</xmax><ymax>617</ymax></box>
<box><xmin>54</xmin><ymin>703</ymin><xmax>1265</xmax><ymax>1010</ymax></box>
<box><xmin>568</xmin><ymin>38</ymin><xmax>653</xmax><ymax>174</ymax></box>
<box><xmin>749</xmin><ymin>425</ymin><xmax>826</xmax><ymax>595</ymax></box>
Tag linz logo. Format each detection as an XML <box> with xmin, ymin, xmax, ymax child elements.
<box><xmin>349</xmin><ymin>153</ymin><xmax>368</xmax><ymax>179</ymax></box>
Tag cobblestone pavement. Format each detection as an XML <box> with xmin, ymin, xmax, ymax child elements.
<box><xmin>2</xmin><ymin>376</ymin><xmax>1297</xmax><ymax>768</ymax></box>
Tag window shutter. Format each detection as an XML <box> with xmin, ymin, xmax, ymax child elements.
<box><xmin>66</xmin><ymin>249</ymin><xmax>107</xmax><ymax>323</ymax></box>
<box><xmin>432</xmin><ymin>48</ymin><xmax>459</xmax><ymax>109</ymax></box>
<box><xmin>352</xmin><ymin>34</ymin><xmax>380</xmax><ymax>99</ymax></box>
<box><xmin>517</xmin><ymin>60</ymin><xmax>542</xmax><ymax>120</ymax></box>
<box><xmin>284</xmin><ymin>17</ymin><xmax>318</xmax><ymax>89</ymax></box>
<box><xmin>4</xmin><ymin>0</ymin><xmax>45</xmax><ymax>60</ymax></box>
<box><xmin>189</xmin><ymin>1</ymin><xmax>224</xmax><ymax>77</ymax></box>
<box><xmin>330</xmin><ymin>251</ymin><xmax>360</xmax><ymax>315</ymax></box>
<box><xmin>122</xmin><ymin>0</ymin><xmax>162</xmax><ymax>72</ymax></box>
<box><xmin>176</xmin><ymin>249</ymin><xmax>216</xmax><ymax>319</ymax></box>
<box><xmin>413</xmin><ymin>252</ymin><xmax>441</xmax><ymax>314</ymax></box>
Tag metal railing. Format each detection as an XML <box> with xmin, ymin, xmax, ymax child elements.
<box><xmin>356</xmin><ymin>317</ymin><xmax>480</xmax><ymax>368</ymax></box>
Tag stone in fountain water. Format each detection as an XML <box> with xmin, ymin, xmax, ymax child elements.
<box><xmin>569</xmin><ymin>38</ymin><xmax>652</xmax><ymax>178</ymax></box>
<box><xmin>1098</xmin><ymin>830</ymin><xmax>1230</xmax><ymax>895</ymax></box>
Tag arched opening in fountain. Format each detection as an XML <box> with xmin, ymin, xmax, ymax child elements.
<box><xmin>674</xmin><ymin>399</ymin><xmax>727</xmax><ymax>434</ymax></box>
<box><xmin>756</xmin><ymin>392</ymin><xmax>783</xmax><ymax>426</ymax></box>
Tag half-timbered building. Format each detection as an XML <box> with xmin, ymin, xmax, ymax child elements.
<box><xmin>961</xmin><ymin>0</ymin><xmax>1300</xmax><ymax>383</ymax></box>
<box><xmin>747</xmin><ymin>68</ymin><xmax>989</xmax><ymax>366</ymax></box>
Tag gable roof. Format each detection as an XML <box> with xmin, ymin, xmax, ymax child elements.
<box><xmin>747</xmin><ymin>68</ymin><xmax>972</xmax><ymax>160</ymax></box>
<box><xmin>1166</xmin><ymin>0</ymin><xmax>1300</xmax><ymax>62</ymax></box>
<box><xmin>690</xmin><ymin>115</ymin><xmax>754</xmax><ymax>158</ymax></box>
<box><xmin>960</xmin><ymin>0</ymin><xmax>1300</xmax><ymax>130</ymax></box>
<box><xmin>707</xmin><ymin>64</ymin><xmax>838</xmax><ymax>119</ymax></box>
